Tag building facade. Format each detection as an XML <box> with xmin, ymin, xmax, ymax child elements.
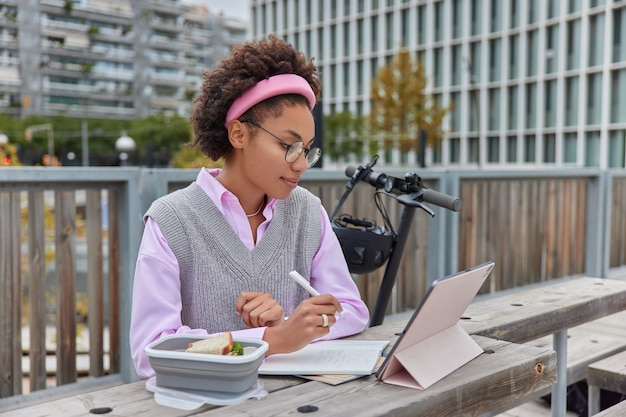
<box><xmin>0</xmin><ymin>0</ymin><xmax>247</xmax><ymax>120</ymax></box>
<box><xmin>250</xmin><ymin>0</ymin><xmax>626</xmax><ymax>169</ymax></box>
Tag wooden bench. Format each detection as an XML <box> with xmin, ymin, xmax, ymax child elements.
<box><xmin>587</xmin><ymin>350</ymin><xmax>626</xmax><ymax>415</ymax></box>
<box><xmin>592</xmin><ymin>399</ymin><xmax>626</xmax><ymax>416</ymax></box>
<box><xmin>461</xmin><ymin>277</ymin><xmax>626</xmax><ymax>416</ymax></box>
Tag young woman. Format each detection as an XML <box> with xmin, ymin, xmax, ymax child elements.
<box><xmin>129</xmin><ymin>35</ymin><xmax>369</xmax><ymax>378</ymax></box>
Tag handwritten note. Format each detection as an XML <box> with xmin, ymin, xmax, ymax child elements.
<box><xmin>258</xmin><ymin>340</ymin><xmax>389</xmax><ymax>375</ymax></box>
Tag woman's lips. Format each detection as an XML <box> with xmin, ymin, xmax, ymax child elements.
<box><xmin>282</xmin><ymin>177</ymin><xmax>299</xmax><ymax>188</ymax></box>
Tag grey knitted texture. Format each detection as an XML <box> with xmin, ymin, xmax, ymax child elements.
<box><xmin>145</xmin><ymin>182</ymin><xmax>322</xmax><ymax>333</ymax></box>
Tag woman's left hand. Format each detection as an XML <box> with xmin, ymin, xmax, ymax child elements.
<box><xmin>236</xmin><ymin>291</ymin><xmax>285</xmax><ymax>328</ymax></box>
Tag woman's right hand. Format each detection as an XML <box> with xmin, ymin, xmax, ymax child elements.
<box><xmin>262</xmin><ymin>294</ymin><xmax>342</xmax><ymax>355</ymax></box>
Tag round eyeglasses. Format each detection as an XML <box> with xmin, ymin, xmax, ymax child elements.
<box><xmin>241</xmin><ymin>119</ymin><xmax>321</xmax><ymax>168</ymax></box>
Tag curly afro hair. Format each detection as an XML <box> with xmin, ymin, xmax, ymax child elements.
<box><xmin>189</xmin><ymin>35</ymin><xmax>321</xmax><ymax>161</ymax></box>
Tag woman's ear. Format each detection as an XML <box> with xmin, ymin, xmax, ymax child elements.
<box><xmin>227</xmin><ymin>120</ymin><xmax>246</xmax><ymax>149</ymax></box>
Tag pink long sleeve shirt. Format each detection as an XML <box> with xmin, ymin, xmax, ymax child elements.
<box><xmin>130</xmin><ymin>168</ymin><xmax>370</xmax><ymax>378</ymax></box>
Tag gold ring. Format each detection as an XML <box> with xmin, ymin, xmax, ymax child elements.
<box><xmin>321</xmin><ymin>313</ymin><xmax>329</xmax><ymax>328</ymax></box>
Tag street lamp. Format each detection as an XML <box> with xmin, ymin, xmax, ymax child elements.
<box><xmin>25</xmin><ymin>123</ymin><xmax>55</xmax><ymax>166</ymax></box>
<box><xmin>115</xmin><ymin>131</ymin><xmax>136</xmax><ymax>166</ymax></box>
<box><xmin>0</xmin><ymin>132</ymin><xmax>8</xmax><ymax>144</ymax></box>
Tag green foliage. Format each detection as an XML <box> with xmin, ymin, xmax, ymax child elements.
<box><xmin>129</xmin><ymin>114</ymin><xmax>192</xmax><ymax>164</ymax></box>
<box><xmin>369</xmin><ymin>49</ymin><xmax>451</xmax><ymax>154</ymax></box>
<box><xmin>0</xmin><ymin>114</ymin><xmax>194</xmax><ymax>166</ymax></box>
<box><xmin>169</xmin><ymin>144</ymin><xmax>223</xmax><ymax>168</ymax></box>
<box><xmin>323</xmin><ymin>111</ymin><xmax>368</xmax><ymax>161</ymax></box>
<box><xmin>0</xmin><ymin>142</ymin><xmax>21</xmax><ymax>166</ymax></box>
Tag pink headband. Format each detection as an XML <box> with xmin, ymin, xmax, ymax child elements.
<box><xmin>224</xmin><ymin>74</ymin><xmax>316</xmax><ymax>126</ymax></box>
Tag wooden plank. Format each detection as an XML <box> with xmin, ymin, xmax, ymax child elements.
<box><xmin>593</xmin><ymin>400</ymin><xmax>626</xmax><ymax>417</ymax></box>
<box><xmin>107</xmin><ymin>189</ymin><xmax>120</xmax><ymax>373</ymax></box>
<box><xmin>526</xmin><ymin>326</ymin><xmax>626</xmax><ymax>386</ymax></box>
<box><xmin>86</xmin><ymin>190</ymin><xmax>104</xmax><ymax>376</ymax></box>
<box><xmin>461</xmin><ymin>277</ymin><xmax>626</xmax><ymax>343</ymax></box>
<box><xmin>204</xmin><ymin>337</ymin><xmax>556</xmax><ymax>417</ymax></box>
<box><xmin>0</xmin><ymin>192</ymin><xmax>22</xmax><ymax>397</ymax></box>
<box><xmin>0</xmin><ymin>336</ymin><xmax>556</xmax><ymax>417</ymax></box>
<box><xmin>10</xmin><ymin>192</ymin><xmax>21</xmax><ymax>396</ymax></box>
<box><xmin>588</xmin><ymin>350</ymin><xmax>626</xmax><ymax>394</ymax></box>
<box><xmin>457</xmin><ymin>177</ymin><xmax>590</xmax><ymax>293</ymax></box>
<box><xmin>27</xmin><ymin>191</ymin><xmax>47</xmax><ymax>392</ymax></box>
<box><xmin>54</xmin><ymin>191</ymin><xmax>77</xmax><ymax>385</ymax></box>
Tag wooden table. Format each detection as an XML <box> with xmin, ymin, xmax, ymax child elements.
<box><xmin>459</xmin><ymin>277</ymin><xmax>626</xmax><ymax>417</ymax></box>
<box><xmin>1</xmin><ymin>323</ymin><xmax>556</xmax><ymax>417</ymax></box>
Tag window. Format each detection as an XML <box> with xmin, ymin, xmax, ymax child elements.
<box><xmin>527</xmin><ymin>30</ymin><xmax>538</xmax><ymax>77</ymax></box>
<box><xmin>525</xmin><ymin>83</ymin><xmax>537</xmax><ymax>129</ymax></box>
<box><xmin>613</xmin><ymin>8</ymin><xmax>626</xmax><ymax>63</ymax></box>
<box><xmin>567</xmin><ymin>20</ymin><xmax>581</xmax><ymax>70</ymax></box>
<box><xmin>510</xmin><ymin>0</ymin><xmax>520</xmax><ymax>28</ymax></box>
<box><xmin>543</xmin><ymin>134</ymin><xmax>556</xmax><ymax>163</ymax></box>
<box><xmin>588</xmin><ymin>13</ymin><xmax>605</xmax><ymax>67</ymax></box>
<box><xmin>488</xmin><ymin>88</ymin><xmax>500</xmax><ymax>130</ymax></box>
<box><xmin>547</xmin><ymin>1</ymin><xmax>559</xmax><ymax>19</ymax></box>
<box><xmin>587</xmin><ymin>72</ymin><xmax>602</xmax><ymax>125</ymax></box>
<box><xmin>469</xmin><ymin>88</ymin><xmax>480</xmax><ymax>131</ymax></box>
<box><xmin>468</xmin><ymin>137</ymin><xmax>479</xmax><ymax>163</ymax></box>
<box><xmin>608</xmin><ymin>130</ymin><xmax>626</xmax><ymax>168</ymax></box>
<box><xmin>612</xmin><ymin>69</ymin><xmax>626</xmax><ymax>123</ymax></box>
<box><xmin>507</xmin><ymin>136</ymin><xmax>518</xmax><ymax>162</ymax></box>
<box><xmin>434</xmin><ymin>48</ymin><xmax>443</xmax><ymax>88</ymax></box>
<box><xmin>487</xmin><ymin>137</ymin><xmax>500</xmax><ymax>162</ymax></box>
<box><xmin>401</xmin><ymin>9</ymin><xmax>410</xmax><ymax>46</ymax></box>
<box><xmin>509</xmin><ymin>35</ymin><xmax>519</xmax><ymax>79</ymax></box>
<box><xmin>449</xmin><ymin>92</ymin><xmax>461</xmax><ymax>131</ymax></box>
<box><xmin>489</xmin><ymin>38</ymin><xmax>501</xmax><ymax>81</ymax></box>
<box><xmin>524</xmin><ymin>135</ymin><xmax>536</xmax><ymax>162</ymax></box>
<box><xmin>449</xmin><ymin>138</ymin><xmax>461</xmax><ymax>163</ymax></box>
<box><xmin>385</xmin><ymin>13</ymin><xmax>393</xmax><ymax>50</ymax></box>
<box><xmin>565</xmin><ymin>76</ymin><xmax>579</xmax><ymax>126</ymax></box>
<box><xmin>357</xmin><ymin>20</ymin><xmax>364</xmax><ymax>54</ymax></box>
<box><xmin>471</xmin><ymin>0</ymin><xmax>482</xmax><ymax>36</ymax></box>
<box><xmin>371</xmin><ymin>16</ymin><xmax>378</xmax><ymax>51</ymax></box>
<box><xmin>434</xmin><ymin>2</ymin><xmax>444</xmax><ymax>42</ymax></box>
<box><xmin>528</xmin><ymin>0</ymin><xmax>540</xmax><ymax>24</ymax></box>
<box><xmin>545</xmin><ymin>25</ymin><xmax>558</xmax><ymax>73</ymax></box>
<box><xmin>563</xmin><ymin>133</ymin><xmax>578</xmax><ymax>164</ymax></box>
<box><xmin>451</xmin><ymin>45</ymin><xmax>462</xmax><ymax>85</ymax></box>
<box><xmin>357</xmin><ymin>60</ymin><xmax>364</xmax><ymax>95</ymax></box>
<box><xmin>569</xmin><ymin>0</ymin><xmax>581</xmax><ymax>13</ymax></box>
<box><xmin>508</xmin><ymin>86</ymin><xmax>518</xmax><ymax>129</ymax></box>
<box><xmin>470</xmin><ymin>41</ymin><xmax>481</xmax><ymax>81</ymax></box>
<box><xmin>544</xmin><ymin>80</ymin><xmax>557</xmax><ymax>128</ymax></box>
<box><xmin>490</xmin><ymin>0</ymin><xmax>501</xmax><ymax>32</ymax></box>
<box><xmin>343</xmin><ymin>62</ymin><xmax>350</xmax><ymax>96</ymax></box>
<box><xmin>452</xmin><ymin>0</ymin><xmax>463</xmax><ymax>39</ymax></box>
<box><xmin>416</xmin><ymin>5</ymin><xmax>426</xmax><ymax>45</ymax></box>
<box><xmin>585</xmin><ymin>131</ymin><xmax>601</xmax><ymax>167</ymax></box>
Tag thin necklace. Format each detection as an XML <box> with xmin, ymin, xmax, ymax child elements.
<box><xmin>246</xmin><ymin>196</ymin><xmax>265</xmax><ymax>218</ymax></box>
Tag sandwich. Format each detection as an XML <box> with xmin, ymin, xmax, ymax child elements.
<box><xmin>185</xmin><ymin>332</ymin><xmax>244</xmax><ymax>355</ymax></box>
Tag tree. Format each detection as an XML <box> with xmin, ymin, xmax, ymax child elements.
<box><xmin>369</xmin><ymin>49</ymin><xmax>451</xmax><ymax>162</ymax></box>
<box><xmin>324</xmin><ymin>111</ymin><xmax>368</xmax><ymax>162</ymax></box>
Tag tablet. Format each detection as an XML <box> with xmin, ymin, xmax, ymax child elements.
<box><xmin>376</xmin><ymin>261</ymin><xmax>495</xmax><ymax>389</ymax></box>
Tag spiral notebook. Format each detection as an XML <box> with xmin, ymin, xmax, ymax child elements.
<box><xmin>258</xmin><ymin>339</ymin><xmax>389</xmax><ymax>375</ymax></box>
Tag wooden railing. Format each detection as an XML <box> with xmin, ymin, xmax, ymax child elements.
<box><xmin>0</xmin><ymin>166</ymin><xmax>625</xmax><ymax>402</ymax></box>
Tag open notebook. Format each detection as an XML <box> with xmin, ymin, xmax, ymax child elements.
<box><xmin>376</xmin><ymin>261</ymin><xmax>495</xmax><ymax>390</ymax></box>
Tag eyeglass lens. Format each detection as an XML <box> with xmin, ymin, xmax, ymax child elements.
<box><xmin>286</xmin><ymin>142</ymin><xmax>321</xmax><ymax>167</ymax></box>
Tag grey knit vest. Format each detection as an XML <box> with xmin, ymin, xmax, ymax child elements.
<box><xmin>144</xmin><ymin>182</ymin><xmax>321</xmax><ymax>333</ymax></box>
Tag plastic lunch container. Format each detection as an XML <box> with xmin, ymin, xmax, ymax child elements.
<box><xmin>145</xmin><ymin>335</ymin><xmax>269</xmax><ymax>393</ymax></box>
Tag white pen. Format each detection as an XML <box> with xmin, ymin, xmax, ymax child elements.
<box><xmin>289</xmin><ymin>270</ymin><xmax>344</xmax><ymax>319</ymax></box>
